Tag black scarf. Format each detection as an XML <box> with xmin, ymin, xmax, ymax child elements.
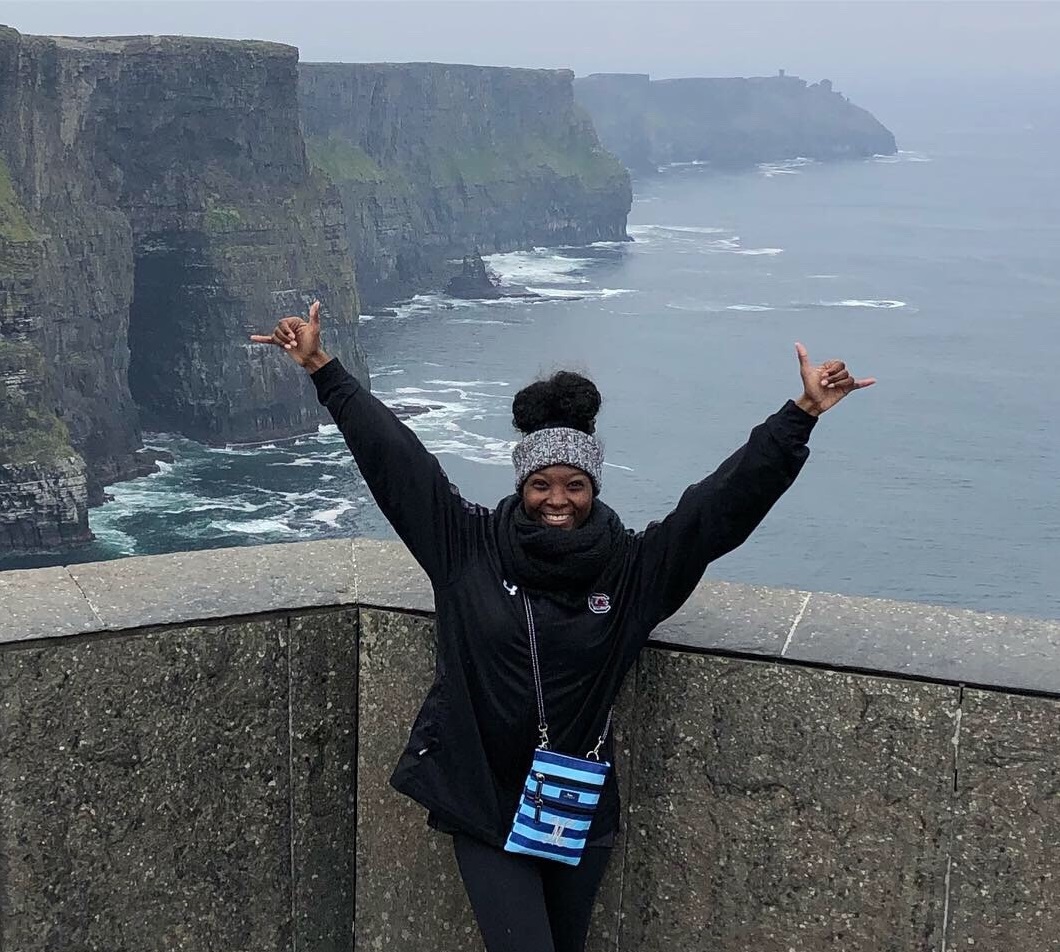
<box><xmin>494</xmin><ymin>494</ymin><xmax>628</xmax><ymax>608</ymax></box>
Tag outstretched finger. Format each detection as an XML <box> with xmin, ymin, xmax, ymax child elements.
<box><xmin>249</xmin><ymin>333</ymin><xmax>277</xmax><ymax>345</ymax></box>
<box><xmin>795</xmin><ymin>341</ymin><xmax>811</xmax><ymax>367</ymax></box>
<box><xmin>852</xmin><ymin>377</ymin><xmax>877</xmax><ymax>390</ymax></box>
<box><xmin>309</xmin><ymin>300</ymin><xmax>321</xmax><ymax>326</ymax></box>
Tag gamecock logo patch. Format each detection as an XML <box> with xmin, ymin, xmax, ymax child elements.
<box><xmin>588</xmin><ymin>593</ymin><xmax>612</xmax><ymax>614</ymax></box>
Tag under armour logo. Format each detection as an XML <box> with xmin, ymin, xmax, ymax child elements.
<box><xmin>588</xmin><ymin>593</ymin><xmax>611</xmax><ymax>614</ymax></box>
<box><xmin>503</xmin><ymin>580</ymin><xmax>519</xmax><ymax>596</ymax></box>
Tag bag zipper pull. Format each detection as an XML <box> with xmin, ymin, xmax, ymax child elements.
<box><xmin>533</xmin><ymin>772</ymin><xmax>545</xmax><ymax>823</ymax></box>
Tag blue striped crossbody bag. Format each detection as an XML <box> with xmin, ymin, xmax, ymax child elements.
<box><xmin>503</xmin><ymin>590</ymin><xmax>614</xmax><ymax>866</ymax></box>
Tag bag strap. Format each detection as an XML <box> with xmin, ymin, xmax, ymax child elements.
<box><xmin>521</xmin><ymin>589</ymin><xmax>613</xmax><ymax>760</ymax></box>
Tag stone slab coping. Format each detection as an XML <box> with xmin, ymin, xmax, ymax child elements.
<box><xmin>1</xmin><ymin>538</ymin><xmax>1058</xmax><ymax>698</ymax></box>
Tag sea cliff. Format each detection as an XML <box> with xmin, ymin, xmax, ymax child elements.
<box><xmin>298</xmin><ymin>63</ymin><xmax>632</xmax><ymax>305</ymax></box>
<box><xmin>0</xmin><ymin>28</ymin><xmax>366</xmax><ymax>553</ymax></box>
<box><xmin>574</xmin><ymin>72</ymin><xmax>897</xmax><ymax>173</ymax></box>
<box><xmin>0</xmin><ymin>35</ymin><xmax>638</xmax><ymax>557</ymax></box>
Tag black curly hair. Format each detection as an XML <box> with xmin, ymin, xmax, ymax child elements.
<box><xmin>511</xmin><ymin>370</ymin><xmax>602</xmax><ymax>436</ymax></box>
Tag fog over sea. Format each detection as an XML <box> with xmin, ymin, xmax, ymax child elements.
<box><xmin>7</xmin><ymin>92</ymin><xmax>1057</xmax><ymax>619</ymax></box>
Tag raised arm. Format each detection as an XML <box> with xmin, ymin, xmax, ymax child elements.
<box><xmin>631</xmin><ymin>343</ymin><xmax>875</xmax><ymax>629</ymax></box>
<box><xmin>251</xmin><ymin>301</ymin><xmax>483</xmax><ymax>586</ymax></box>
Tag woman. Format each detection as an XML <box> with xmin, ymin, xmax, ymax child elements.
<box><xmin>251</xmin><ymin>301</ymin><xmax>874</xmax><ymax>952</ymax></box>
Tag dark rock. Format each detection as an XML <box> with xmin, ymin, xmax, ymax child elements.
<box><xmin>137</xmin><ymin>447</ymin><xmax>175</xmax><ymax>466</ymax></box>
<box><xmin>444</xmin><ymin>252</ymin><xmax>541</xmax><ymax>300</ymax></box>
<box><xmin>387</xmin><ymin>401</ymin><xmax>446</xmax><ymax>420</ymax></box>
<box><xmin>0</xmin><ymin>458</ymin><xmax>93</xmax><ymax>552</ymax></box>
<box><xmin>446</xmin><ymin>252</ymin><xmax>503</xmax><ymax>298</ymax></box>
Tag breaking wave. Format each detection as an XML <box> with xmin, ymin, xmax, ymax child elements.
<box><xmin>819</xmin><ymin>299</ymin><xmax>907</xmax><ymax>309</ymax></box>
<box><xmin>629</xmin><ymin>224</ymin><xmax>781</xmax><ymax>257</ymax></box>
<box><xmin>757</xmin><ymin>157</ymin><xmax>817</xmax><ymax>177</ymax></box>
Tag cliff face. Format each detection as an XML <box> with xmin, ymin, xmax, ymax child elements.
<box><xmin>298</xmin><ymin>63</ymin><xmax>632</xmax><ymax>305</ymax></box>
<box><xmin>0</xmin><ymin>28</ymin><xmax>367</xmax><ymax>554</ymax></box>
<box><xmin>574</xmin><ymin>72</ymin><xmax>897</xmax><ymax>173</ymax></box>
<box><xmin>58</xmin><ymin>35</ymin><xmax>368</xmax><ymax>445</ymax></box>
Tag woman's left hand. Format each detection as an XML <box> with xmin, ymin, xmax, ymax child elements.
<box><xmin>794</xmin><ymin>341</ymin><xmax>876</xmax><ymax>416</ymax></box>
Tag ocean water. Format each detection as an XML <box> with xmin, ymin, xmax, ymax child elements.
<box><xmin>6</xmin><ymin>111</ymin><xmax>1058</xmax><ymax>619</ymax></box>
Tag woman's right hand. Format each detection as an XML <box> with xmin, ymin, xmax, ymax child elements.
<box><xmin>249</xmin><ymin>299</ymin><xmax>331</xmax><ymax>371</ymax></box>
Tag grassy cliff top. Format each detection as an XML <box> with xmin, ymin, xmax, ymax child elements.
<box><xmin>44</xmin><ymin>33</ymin><xmax>296</xmax><ymax>57</ymax></box>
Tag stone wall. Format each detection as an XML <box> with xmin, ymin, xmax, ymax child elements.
<box><xmin>2</xmin><ymin>539</ymin><xmax>1058</xmax><ymax>950</ymax></box>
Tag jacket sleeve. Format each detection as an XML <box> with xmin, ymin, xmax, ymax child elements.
<box><xmin>311</xmin><ymin>358</ymin><xmax>484</xmax><ymax>586</ymax></box>
<box><xmin>631</xmin><ymin>400</ymin><xmax>817</xmax><ymax>629</ymax></box>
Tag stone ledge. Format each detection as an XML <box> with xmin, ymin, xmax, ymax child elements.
<box><xmin>0</xmin><ymin>540</ymin><xmax>357</xmax><ymax>641</ymax></box>
<box><xmin>0</xmin><ymin>567</ymin><xmax>102</xmax><ymax>642</ymax></box>
<box><xmin>787</xmin><ymin>592</ymin><xmax>1060</xmax><ymax>698</ymax></box>
<box><xmin>2</xmin><ymin>538</ymin><xmax>1058</xmax><ymax>697</ymax></box>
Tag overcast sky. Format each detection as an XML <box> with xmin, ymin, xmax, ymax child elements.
<box><xmin>4</xmin><ymin>1</ymin><xmax>1060</xmax><ymax>87</ymax></box>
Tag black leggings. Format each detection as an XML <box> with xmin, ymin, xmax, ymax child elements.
<box><xmin>452</xmin><ymin>833</ymin><xmax>613</xmax><ymax>952</ymax></box>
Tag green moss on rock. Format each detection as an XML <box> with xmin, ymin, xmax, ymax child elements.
<box><xmin>0</xmin><ymin>156</ymin><xmax>37</xmax><ymax>242</ymax></box>
<box><xmin>0</xmin><ymin>401</ymin><xmax>74</xmax><ymax>466</ymax></box>
<box><xmin>203</xmin><ymin>203</ymin><xmax>244</xmax><ymax>232</ymax></box>
<box><xmin>306</xmin><ymin>137</ymin><xmax>386</xmax><ymax>183</ymax></box>
<box><xmin>0</xmin><ymin>340</ymin><xmax>75</xmax><ymax>466</ymax></box>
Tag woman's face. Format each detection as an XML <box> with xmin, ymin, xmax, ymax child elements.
<box><xmin>521</xmin><ymin>465</ymin><xmax>593</xmax><ymax>530</ymax></box>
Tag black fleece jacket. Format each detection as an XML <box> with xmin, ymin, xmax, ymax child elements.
<box><xmin>312</xmin><ymin>358</ymin><xmax>816</xmax><ymax>847</ymax></box>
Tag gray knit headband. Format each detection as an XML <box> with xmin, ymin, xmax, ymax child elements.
<box><xmin>512</xmin><ymin>427</ymin><xmax>604</xmax><ymax>492</ymax></box>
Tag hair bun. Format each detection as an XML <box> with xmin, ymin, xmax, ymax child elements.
<box><xmin>512</xmin><ymin>370</ymin><xmax>601</xmax><ymax>436</ymax></box>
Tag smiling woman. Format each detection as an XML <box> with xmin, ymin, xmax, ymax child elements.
<box><xmin>249</xmin><ymin>299</ymin><xmax>872</xmax><ymax>952</ymax></box>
